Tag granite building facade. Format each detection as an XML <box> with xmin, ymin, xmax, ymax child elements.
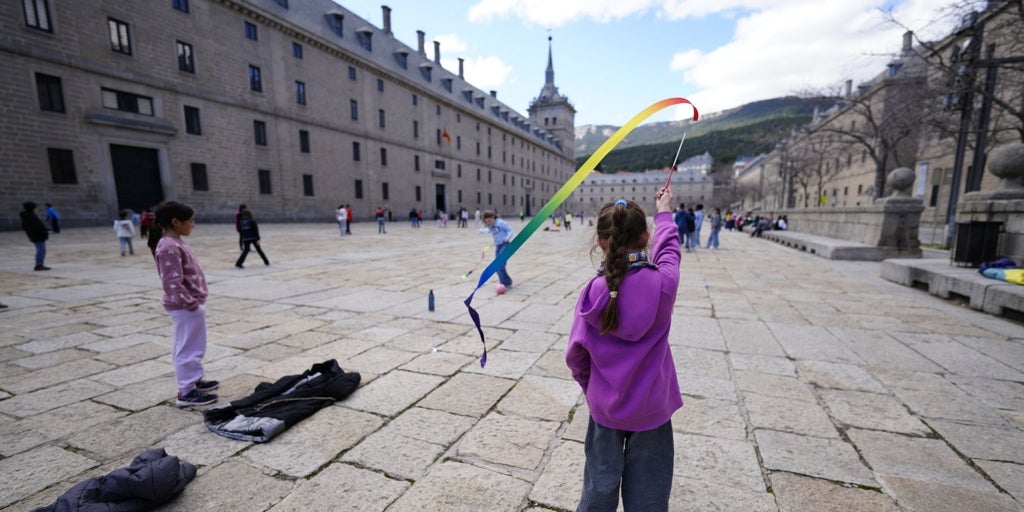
<box><xmin>2</xmin><ymin>0</ymin><xmax>575</xmax><ymax>227</ymax></box>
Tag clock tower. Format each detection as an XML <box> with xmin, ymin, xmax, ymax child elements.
<box><xmin>528</xmin><ymin>36</ymin><xmax>576</xmax><ymax>159</ymax></box>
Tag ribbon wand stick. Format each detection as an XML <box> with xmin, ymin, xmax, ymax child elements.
<box><xmin>664</xmin><ymin>125</ymin><xmax>691</xmax><ymax>189</ymax></box>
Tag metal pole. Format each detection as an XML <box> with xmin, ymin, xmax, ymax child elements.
<box><xmin>967</xmin><ymin>44</ymin><xmax>998</xmax><ymax>193</ymax></box>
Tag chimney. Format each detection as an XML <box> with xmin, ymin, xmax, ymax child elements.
<box><xmin>417</xmin><ymin>30</ymin><xmax>425</xmax><ymax>56</ymax></box>
<box><xmin>844</xmin><ymin>79</ymin><xmax>852</xmax><ymax>98</ymax></box>
<box><xmin>490</xmin><ymin>90</ymin><xmax>497</xmax><ymax>98</ymax></box>
<box><xmin>458</xmin><ymin>57</ymin><xmax>464</xmax><ymax>78</ymax></box>
<box><xmin>382</xmin><ymin>6</ymin><xmax>391</xmax><ymax>36</ymax></box>
<box><xmin>434</xmin><ymin>40</ymin><xmax>441</xmax><ymax>64</ymax></box>
<box><xmin>902</xmin><ymin>31</ymin><xmax>913</xmax><ymax>54</ymax></box>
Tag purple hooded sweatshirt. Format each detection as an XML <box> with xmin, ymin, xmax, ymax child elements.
<box><xmin>566</xmin><ymin>211</ymin><xmax>683</xmax><ymax>431</ymax></box>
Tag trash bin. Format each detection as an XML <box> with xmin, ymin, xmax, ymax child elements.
<box><xmin>952</xmin><ymin>221</ymin><xmax>1001</xmax><ymax>267</ymax></box>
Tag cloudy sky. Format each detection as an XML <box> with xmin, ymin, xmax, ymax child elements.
<box><xmin>336</xmin><ymin>0</ymin><xmax>964</xmax><ymax>127</ymax></box>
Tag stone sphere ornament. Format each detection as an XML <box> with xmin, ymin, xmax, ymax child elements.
<box><xmin>886</xmin><ymin>167</ymin><xmax>915</xmax><ymax>197</ymax></box>
<box><xmin>987</xmin><ymin>142</ymin><xmax>1024</xmax><ymax>190</ymax></box>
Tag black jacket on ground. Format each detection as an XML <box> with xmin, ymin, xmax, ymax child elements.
<box><xmin>21</xmin><ymin>210</ymin><xmax>48</xmax><ymax>243</ymax></box>
<box><xmin>204</xmin><ymin>359</ymin><xmax>360</xmax><ymax>442</ymax></box>
<box><xmin>33</xmin><ymin>448</ymin><xmax>196</xmax><ymax>512</ymax></box>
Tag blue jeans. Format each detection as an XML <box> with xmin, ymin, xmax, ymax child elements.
<box><xmin>495</xmin><ymin>242</ymin><xmax>512</xmax><ymax>287</ymax></box>
<box><xmin>377</xmin><ymin>218</ymin><xmax>386</xmax><ymax>233</ymax></box>
<box><xmin>706</xmin><ymin>229</ymin><xmax>720</xmax><ymax>249</ymax></box>
<box><xmin>578</xmin><ymin>417</ymin><xmax>674</xmax><ymax>512</ymax></box>
<box><xmin>34</xmin><ymin>241</ymin><xmax>46</xmax><ymax>267</ymax></box>
<box><xmin>693</xmin><ymin>225</ymin><xmax>703</xmax><ymax>248</ymax></box>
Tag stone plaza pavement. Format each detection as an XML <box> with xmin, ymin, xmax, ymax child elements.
<box><xmin>1</xmin><ymin>218</ymin><xmax>1023</xmax><ymax>511</ymax></box>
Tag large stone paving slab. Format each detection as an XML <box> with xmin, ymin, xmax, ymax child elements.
<box><xmin>755</xmin><ymin>430</ymin><xmax>876</xmax><ymax>487</ymax></box>
<box><xmin>817</xmin><ymin>388</ymin><xmax>930</xmax><ymax>435</ymax></box>
<box><xmin>847</xmin><ymin>428</ymin><xmax>993</xmax><ymax>490</ymax></box>
<box><xmin>675</xmin><ymin>433</ymin><xmax>765</xmax><ymax>492</ymax></box>
<box><xmin>386</xmin><ymin>461</ymin><xmax>532</xmax><ymax>512</ymax></box>
<box><xmin>267</xmin><ymin>463</ymin><xmax>409</xmax><ymax>511</ymax></box>
<box><xmin>341</xmin><ymin>369</ymin><xmax>443</xmax><ymax>417</ymax></box>
<box><xmin>876</xmin><ymin>474</ymin><xmax>1021</xmax><ymax>512</ymax></box>
<box><xmin>160</xmin><ymin>460</ymin><xmax>294</xmax><ymax>511</ymax></box>
<box><xmin>770</xmin><ymin>472</ymin><xmax>898</xmax><ymax>512</ymax></box>
<box><xmin>457</xmin><ymin>412</ymin><xmax>560</xmax><ymax>471</ymax></box>
<box><xmin>529</xmin><ymin>440</ymin><xmax>584</xmax><ymax>511</ymax></box>
<box><xmin>417</xmin><ymin>372</ymin><xmax>516</xmax><ymax>417</ymax></box>
<box><xmin>0</xmin><ymin>445</ymin><xmax>99</xmax><ymax>508</ymax></box>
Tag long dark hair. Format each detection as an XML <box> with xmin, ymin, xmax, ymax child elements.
<box><xmin>147</xmin><ymin>201</ymin><xmax>195</xmax><ymax>256</ymax></box>
<box><xmin>592</xmin><ymin>200</ymin><xmax>649</xmax><ymax>334</ymax></box>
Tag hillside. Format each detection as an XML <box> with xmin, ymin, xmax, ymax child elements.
<box><xmin>578</xmin><ymin>116</ymin><xmax>812</xmax><ymax>173</ymax></box>
<box><xmin>574</xmin><ymin>96</ymin><xmax>836</xmax><ymax>157</ymax></box>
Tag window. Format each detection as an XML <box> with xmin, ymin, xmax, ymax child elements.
<box><xmin>303</xmin><ymin>174</ymin><xmax>314</xmax><ymax>196</ymax></box>
<box><xmin>292</xmin><ymin>42</ymin><xmax>303</xmax><ymax>59</ymax></box>
<box><xmin>416</xmin><ymin>186</ymin><xmax>421</xmax><ymax>202</ymax></box>
<box><xmin>348</xmin><ymin>66</ymin><xmax>356</xmax><ymax>80</ymax></box>
<box><xmin>258</xmin><ymin>169</ymin><xmax>272</xmax><ymax>194</ymax></box>
<box><xmin>273</xmin><ymin>0</ymin><xmax>288</xmax><ymax>7</ymax></box>
<box><xmin>434</xmin><ymin>160</ymin><xmax>445</xmax><ymax>170</ymax></box>
<box><xmin>24</xmin><ymin>0</ymin><xmax>52</xmax><ymax>31</ymax></box>
<box><xmin>190</xmin><ymin>163</ymin><xmax>208</xmax><ymax>191</ymax></box>
<box><xmin>101</xmin><ymin>88</ymin><xmax>153</xmax><ymax>115</ymax></box>
<box><xmin>47</xmin><ymin>148</ymin><xmax>77</xmax><ymax>184</ymax></box>
<box><xmin>184</xmin><ymin>105</ymin><xmax>201</xmax><ymax>134</ymax></box>
<box><xmin>295</xmin><ymin>81</ymin><xmax>306</xmax><ymax>105</ymax></box>
<box><xmin>414</xmin><ymin>155</ymin><xmax>420</xmax><ymax>171</ymax></box>
<box><xmin>244</xmin><ymin>21</ymin><xmax>258</xmax><ymax>41</ymax></box>
<box><xmin>253</xmin><ymin>120</ymin><xmax>267</xmax><ymax>146</ymax></box>
<box><xmin>378</xmin><ymin>109</ymin><xmax>385</xmax><ymax>129</ymax></box>
<box><xmin>108</xmin><ymin>18</ymin><xmax>132</xmax><ymax>55</ymax></box>
<box><xmin>413</xmin><ymin>121</ymin><xmax>419</xmax><ymax>138</ymax></box>
<box><xmin>381</xmin><ymin>182</ymin><xmax>389</xmax><ymax>200</ymax></box>
<box><xmin>327</xmin><ymin>13</ymin><xmax>344</xmax><ymax>37</ymax></box>
<box><xmin>350</xmin><ymin>99</ymin><xmax>358</xmax><ymax>120</ymax></box>
<box><xmin>177</xmin><ymin>41</ymin><xmax>194</xmax><ymax>73</ymax></box>
<box><xmin>436</xmin><ymin>129</ymin><xmax>441</xmax><ymax>145</ymax></box>
<box><xmin>357</xmin><ymin>29</ymin><xmax>372</xmax><ymax>51</ymax></box>
<box><xmin>395</xmin><ymin>51</ymin><xmax>408</xmax><ymax>69</ymax></box>
<box><xmin>352</xmin><ymin>141</ymin><xmax>361</xmax><ymax>161</ymax></box>
<box><xmin>412</xmin><ymin>94</ymin><xmax>417</xmax><ymax>105</ymax></box>
<box><xmin>380</xmin><ymin>147</ymin><xmax>387</xmax><ymax>166</ymax></box>
<box><xmin>35</xmin><ymin>73</ymin><xmax>64</xmax><ymax>113</ymax></box>
<box><xmin>377</xmin><ymin>78</ymin><xmax>384</xmax><ymax>92</ymax></box>
<box><xmin>172</xmin><ymin>0</ymin><xmax>189</xmax><ymax>13</ymax></box>
<box><xmin>249</xmin><ymin>65</ymin><xmax>262</xmax><ymax>92</ymax></box>
<box><xmin>355</xmin><ymin>179</ymin><xmax>363</xmax><ymax>199</ymax></box>
<box><xmin>299</xmin><ymin>129</ymin><xmax>310</xmax><ymax>153</ymax></box>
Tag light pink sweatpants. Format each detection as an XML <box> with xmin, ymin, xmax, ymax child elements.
<box><xmin>168</xmin><ymin>304</ymin><xmax>207</xmax><ymax>394</ymax></box>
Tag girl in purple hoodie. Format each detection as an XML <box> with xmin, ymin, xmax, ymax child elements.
<box><xmin>566</xmin><ymin>186</ymin><xmax>681</xmax><ymax>511</ymax></box>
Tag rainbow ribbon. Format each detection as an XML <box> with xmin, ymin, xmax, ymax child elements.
<box><xmin>464</xmin><ymin>97</ymin><xmax>699</xmax><ymax>366</ymax></box>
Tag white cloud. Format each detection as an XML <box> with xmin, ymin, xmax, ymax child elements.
<box><xmin>454</xmin><ymin>55</ymin><xmax>516</xmax><ymax>90</ymax></box>
<box><xmin>664</xmin><ymin>0</ymin><xmax>959</xmax><ymax>117</ymax></box>
<box><xmin>434</xmin><ymin>33</ymin><xmax>469</xmax><ymax>54</ymax></box>
<box><xmin>468</xmin><ymin>0</ymin><xmax>658</xmax><ymax>26</ymax></box>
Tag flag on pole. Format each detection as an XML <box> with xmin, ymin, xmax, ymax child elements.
<box><xmin>442</xmin><ymin>127</ymin><xmax>451</xmax><ymax>145</ymax></box>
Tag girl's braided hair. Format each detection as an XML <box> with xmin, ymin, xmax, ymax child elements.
<box><xmin>593</xmin><ymin>199</ymin><xmax>649</xmax><ymax>334</ymax></box>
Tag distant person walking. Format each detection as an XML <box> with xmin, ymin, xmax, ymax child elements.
<box><xmin>706</xmin><ymin>208</ymin><xmax>722</xmax><ymax>250</ymax></box>
<box><xmin>20</xmin><ymin>201</ymin><xmax>50</xmax><ymax>271</ymax></box>
<box><xmin>45</xmin><ymin>203</ymin><xmax>61</xmax><ymax>233</ymax></box>
<box><xmin>336</xmin><ymin>204</ymin><xmax>348</xmax><ymax>237</ymax></box>
<box><xmin>147</xmin><ymin>201</ymin><xmax>218</xmax><ymax>407</ymax></box>
<box><xmin>346</xmin><ymin>204</ymin><xmax>353</xmax><ymax>234</ymax></box>
<box><xmin>376</xmin><ymin>206</ymin><xmax>387</xmax><ymax>234</ymax></box>
<box><xmin>234</xmin><ymin>204</ymin><xmax>246</xmax><ymax>250</ymax></box>
<box><xmin>693</xmin><ymin>204</ymin><xmax>704</xmax><ymax>249</ymax></box>
<box><xmin>234</xmin><ymin>209</ymin><xmax>270</xmax><ymax>268</ymax></box>
<box><xmin>139</xmin><ymin>207</ymin><xmax>154</xmax><ymax>239</ymax></box>
<box><xmin>114</xmin><ymin>210</ymin><xmax>136</xmax><ymax>256</ymax></box>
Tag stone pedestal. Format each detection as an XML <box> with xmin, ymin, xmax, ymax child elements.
<box><xmin>955</xmin><ymin>142</ymin><xmax>1024</xmax><ymax>264</ymax></box>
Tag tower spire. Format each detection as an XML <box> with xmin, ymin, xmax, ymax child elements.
<box><xmin>545</xmin><ymin>35</ymin><xmax>554</xmax><ymax>85</ymax></box>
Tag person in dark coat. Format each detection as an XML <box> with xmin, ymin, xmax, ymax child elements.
<box><xmin>20</xmin><ymin>201</ymin><xmax>50</xmax><ymax>270</ymax></box>
<box><xmin>234</xmin><ymin>209</ymin><xmax>269</xmax><ymax>268</ymax></box>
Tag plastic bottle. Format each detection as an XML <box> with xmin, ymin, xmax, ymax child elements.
<box><xmin>428</xmin><ymin>290</ymin><xmax>435</xmax><ymax>311</ymax></box>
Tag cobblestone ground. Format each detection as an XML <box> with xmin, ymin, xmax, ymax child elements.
<box><xmin>1</xmin><ymin>219</ymin><xmax>1022</xmax><ymax>511</ymax></box>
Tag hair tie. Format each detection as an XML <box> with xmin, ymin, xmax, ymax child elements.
<box><xmin>614</xmin><ymin>199</ymin><xmax>627</xmax><ymax>208</ymax></box>
<box><xmin>609</xmin><ymin>291</ymin><xmax>618</xmax><ymax>299</ymax></box>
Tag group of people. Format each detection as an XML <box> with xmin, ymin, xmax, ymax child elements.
<box><xmin>11</xmin><ymin>189</ymin><xmax>724</xmax><ymax>510</ymax></box>
<box><xmin>672</xmin><ymin>203</ymin><xmax>724</xmax><ymax>251</ymax></box>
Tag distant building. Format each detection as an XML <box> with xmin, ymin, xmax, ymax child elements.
<box><xmin>2</xmin><ymin>0</ymin><xmax>575</xmax><ymax>227</ymax></box>
<box><xmin>576</xmin><ymin>152</ymin><xmax>714</xmax><ymax>214</ymax></box>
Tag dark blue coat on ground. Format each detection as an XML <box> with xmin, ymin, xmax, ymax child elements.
<box><xmin>33</xmin><ymin>448</ymin><xmax>196</xmax><ymax>511</ymax></box>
